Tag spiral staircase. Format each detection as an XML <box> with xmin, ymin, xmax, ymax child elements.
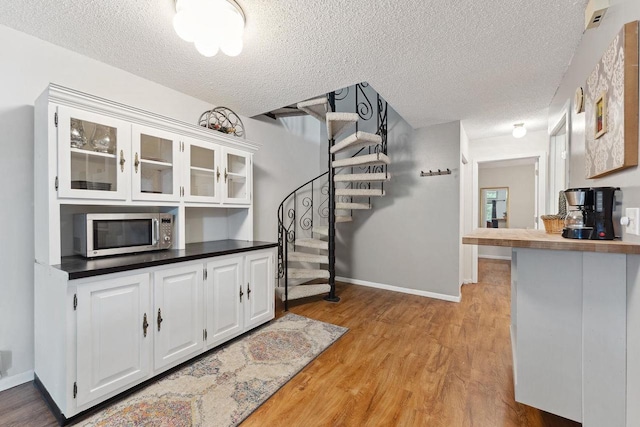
<box><xmin>276</xmin><ymin>85</ymin><xmax>390</xmax><ymax>310</ymax></box>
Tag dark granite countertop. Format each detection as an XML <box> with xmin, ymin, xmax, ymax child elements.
<box><xmin>55</xmin><ymin>240</ymin><xmax>278</xmax><ymax>280</ymax></box>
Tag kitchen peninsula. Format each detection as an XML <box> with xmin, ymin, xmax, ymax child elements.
<box><xmin>463</xmin><ymin>229</ymin><xmax>640</xmax><ymax>427</ymax></box>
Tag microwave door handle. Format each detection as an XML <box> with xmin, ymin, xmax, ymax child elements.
<box><xmin>152</xmin><ymin>218</ymin><xmax>159</xmax><ymax>246</ymax></box>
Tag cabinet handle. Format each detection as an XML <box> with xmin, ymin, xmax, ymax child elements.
<box><xmin>216</xmin><ymin>167</ymin><xmax>220</xmax><ymax>183</ymax></box>
<box><xmin>119</xmin><ymin>150</ymin><xmax>126</xmax><ymax>172</ymax></box>
<box><xmin>157</xmin><ymin>308</ymin><xmax>163</xmax><ymax>331</ymax></box>
<box><xmin>224</xmin><ymin>168</ymin><xmax>228</xmax><ymax>183</ymax></box>
<box><xmin>247</xmin><ymin>283</ymin><xmax>251</xmax><ymax>299</ymax></box>
<box><xmin>134</xmin><ymin>152</ymin><xmax>139</xmax><ymax>173</ymax></box>
<box><xmin>143</xmin><ymin>313</ymin><xmax>149</xmax><ymax>337</ymax></box>
<box><xmin>239</xmin><ymin>286</ymin><xmax>244</xmax><ymax>302</ymax></box>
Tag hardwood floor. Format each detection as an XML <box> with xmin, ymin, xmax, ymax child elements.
<box><xmin>0</xmin><ymin>259</ymin><xmax>580</xmax><ymax>426</ymax></box>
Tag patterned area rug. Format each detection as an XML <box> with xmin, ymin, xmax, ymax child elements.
<box><xmin>78</xmin><ymin>313</ymin><xmax>347</xmax><ymax>427</ymax></box>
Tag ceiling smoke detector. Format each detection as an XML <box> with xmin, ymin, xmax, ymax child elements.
<box><xmin>585</xmin><ymin>0</ymin><xmax>609</xmax><ymax>30</ymax></box>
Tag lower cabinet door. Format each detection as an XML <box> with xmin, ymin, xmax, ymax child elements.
<box><xmin>244</xmin><ymin>250</ymin><xmax>275</xmax><ymax>329</ymax></box>
<box><xmin>76</xmin><ymin>273</ymin><xmax>151</xmax><ymax>407</ymax></box>
<box><xmin>205</xmin><ymin>256</ymin><xmax>243</xmax><ymax>348</ymax></box>
<box><xmin>153</xmin><ymin>263</ymin><xmax>203</xmax><ymax>370</ymax></box>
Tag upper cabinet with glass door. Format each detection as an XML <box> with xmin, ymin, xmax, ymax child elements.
<box><xmin>223</xmin><ymin>147</ymin><xmax>251</xmax><ymax>205</ymax></box>
<box><xmin>183</xmin><ymin>138</ymin><xmax>221</xmax><ymax>203</ymax></box>
<box><xmin>57</xmin><ymin>106</ymin><xmax>130</xmax><ymax>200</ymax></box>
<box><xmin>131</xmin><ymin>125</ymin><xmax>181</xmax><ymax>202</ymax></box>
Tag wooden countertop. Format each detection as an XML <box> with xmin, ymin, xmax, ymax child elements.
<box><xmin>462</xmin><ymin>228</ymin><xmax>640</xmax><ymax>254</ymax></box>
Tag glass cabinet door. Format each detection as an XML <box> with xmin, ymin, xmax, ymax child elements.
<box><xmin>184</xmin><ymin>138</ymin><xmax>221</xmax><ymax>203</ymax></box>
<box><xmin>57</xmin><ymin>106</ymin><xmax>129</xmax><ymax>200</ymax></box>
<box><xmin>223</xmin><ymin>147</ymin><xmax>251</xmax><ymax>204</ymax></box>
<box><xmin>131</xmin><ymin>125</ymin><xmax>181</xmax><ymax>201</ymax></box>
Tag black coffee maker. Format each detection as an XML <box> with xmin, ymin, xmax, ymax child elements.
<box><xmin>562</xmin><ymin>187</ymin><xmax>619</xmax><ymax>240</ymax></box>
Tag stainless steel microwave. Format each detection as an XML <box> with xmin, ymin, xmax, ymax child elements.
<box><xmin>73</xmin><ymin>213</ymin><xmax>173</xmax><ymax>258</ymax></box>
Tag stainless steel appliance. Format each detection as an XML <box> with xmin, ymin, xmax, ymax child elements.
<box><xmin>74</xmin><ymin>213</ymin><xmax>173</xmax><ymax>257</ymax></box>
<box><xmin>562</xmin><ymin>187</ymin><xmax>618</xmax><ymax>240</ymax></box>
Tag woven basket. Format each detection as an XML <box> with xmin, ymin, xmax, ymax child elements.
<box><xmin>541</xmin><ymin>216</ymin><xmax>565</xmax><ymax>234</ymax></box>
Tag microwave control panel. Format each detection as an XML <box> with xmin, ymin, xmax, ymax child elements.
<box><xmin>159</xmin><ymin>215</ymin><xmax>173</xmax><ymax>248</ymax></box>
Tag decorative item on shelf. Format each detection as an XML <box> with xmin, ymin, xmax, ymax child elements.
<box><xmin>584</xmin><ymin>20</ymin><xmax>639</xmax><ymax>178</ymax></box>
<box><xmin>70</xmin><ymin>118</ymin><xmax>87</xmax><ymax>149</ymax></box>
<box><xmin>199</xmin><ymin>106</ymin><xmax>245</xmax><ymax>138</ymax></box>
<box><xmin>420</xmin><ymin>168</ymin><xmax>451</xmax><ymax>177</ymax></box>
<box><xmin>542</xmin><ymin>191</ymin><xmax>568</xmax><ymax>234</ymax></box>
<box><xmin>90</xmin><ymin>125</ymin><xmax>112</xmax><ymax>153</ymax></box>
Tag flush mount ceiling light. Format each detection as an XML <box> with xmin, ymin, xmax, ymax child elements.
<box><xmin>173</xmin><ymin>0</ymin><xmax>245</xmax><ymax>57</ymax></box>
<box><xmin>512</xmin><ymin>123</ymin><xmax>527</xmax><ymax>138</ymax></box>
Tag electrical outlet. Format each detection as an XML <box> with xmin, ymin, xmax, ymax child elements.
<box><xmin>624</xmin><ymin>208</ymin><xmax>640</xmax><ymax>235</ymax></box>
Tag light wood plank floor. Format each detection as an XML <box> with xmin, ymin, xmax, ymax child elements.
<box><xmin>0</xmin><ymin>259</ymin><xmax>580</xmax><ymax>426</ymax></box>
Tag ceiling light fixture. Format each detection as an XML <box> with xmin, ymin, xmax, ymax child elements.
<box><xmin>173</xmin><ymin>0</ymin><xmax>245</xmax><ymax>58</ymax></box>
<box><xmin>512</xmin><ymin>123</ymin><xmax>527</xmax><ymax>138</ymax></box>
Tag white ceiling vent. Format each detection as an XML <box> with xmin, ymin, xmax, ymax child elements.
<box><xmin>585</xmin><ymin>0</ymin><xmax>609</xmax><ymax>30</ymax></box>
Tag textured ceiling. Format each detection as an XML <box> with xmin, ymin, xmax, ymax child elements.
<box><xmin>0</xmin><ymin>0</ymin><xmax>588</xmax><ymax>139</ymax></box>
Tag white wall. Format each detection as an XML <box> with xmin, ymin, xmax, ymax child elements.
<box><xmin>548</xmin><ymin>0</ymin><xmax>640</xmax><ymax>243</ymax></box>
<box><xmin>335</xmin><ymin>117</ymin><xmax>462</xmax><ymax>300</ymax></box>
<box><xmin>0</xmin><ymin>24</ymin><xmax>320</xmax><ymax>390</ymax></box>
<box><xmin>478</xmin><ymin>164</ymin><xmax>536</xmax><ymax>259</ymax></box>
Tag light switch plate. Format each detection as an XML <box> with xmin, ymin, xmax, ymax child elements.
<box><xmin>625</xmin><ymin>208</ymin><xmax>640</xmax><ymax>235</ymax></box>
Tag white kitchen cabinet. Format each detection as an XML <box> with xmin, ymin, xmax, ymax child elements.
<box><xmin>56</xmin><ymin>105</ymin><xmax>131</xmax><ymax>201</ymax></box>
<box><xmin>204</xmin><ymin>249</ymin><xmax>275</xmax><ymax>348</ymax></box>
<box><xmin>75</xmin><ymin>272</ymin><xmax>151</xmax><ymax>407</ymax></box>
<box><xmin>244</xmin><ymin>251</ymin><xmax>275</xmax><ymax>329</ymax></box>
<box><xmin>183</xmin><ymin>137</ymin><xmax>222</xmax><ymax>203</ymax></box>
<box><xmin>205</xmin><ymin>255</ymin><xmax>244</xmax><ymax>348</ymax></box>
<box><xmin>131</xmin><ymin>125</ymin><xmax>181</xmax><ymax>202</ymax></box>
<box><xmin>222</xmin><ymin>147</ymin><xmax>251</xmax><ymax>204</ymax></box>
<box><xmin>153</xmin><ymin>263</ymin><xmax>204</xmax><ymax>370</ymax></box>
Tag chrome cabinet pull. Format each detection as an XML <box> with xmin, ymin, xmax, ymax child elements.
<box><xmin>134</xmin><ymin>152</ymin><xmax>139</xmax><ymax>173</ymax></box>
<box><xmin>224</xmin><ymin>168</ymin><xmax>228</xmax><ymax>183</ymax></box>
<box><xmin>157</xmin><ymin>308</ymin><xmax>163</xmax><ymax>331</ymax></box>
<box><xmin>239</xmin><ymin>286</ymin><xmax>244</xmax><ymax>302</ymax></box>
<box><xmin>119</xmin><ymin>150</ymin><xmax>126</xmax><ymax>172</ymax></box>
<box><xmin>247</xmin><ymin>283</ymin><xmax>251</xmax><ymax>299</ymax></box>
<box><xmin>216</xmin><ymin>167</ymin><xmax>220</xmax><ymax>183</ymax></box>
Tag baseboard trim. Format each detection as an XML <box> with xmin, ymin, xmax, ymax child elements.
<box><xmin>478</xmin><ymin>255</ymin><xmax>511</xmax><ymax>261</ymax></box>
<box><xmin>336</xmin><ymin>276</ymin><xmax>461</xmax><ymax>303</ymax></box>
<box><xmin>0</xmin><ymin>370</ymin><xmax>34</xmax><ymax>392</ymax></box>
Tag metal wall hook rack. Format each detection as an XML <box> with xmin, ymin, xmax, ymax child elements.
<box><xmin>420</xmin><ymin>168</ymin><xmax>451</xmax><ymax>177</ymax></box>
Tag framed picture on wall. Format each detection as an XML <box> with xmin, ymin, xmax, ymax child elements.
<box><xmin>594</xmin><ymin>91</ymin><xmax>607</xmax><ymax>139</ymax></box>
<box><xmin>584</xmin><ymin>20</ymin><xmax>639</xmax><ymax>178</ymax></box>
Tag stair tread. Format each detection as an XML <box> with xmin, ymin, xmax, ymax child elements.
<box><xmin>336</xmin><ymin>216</ymin><xmax>353</xmax><ymax>223</ymax></box>
<box><xmin>287</xmin><ymin>268</ymin><xmax>330</xmax><ymax>279</ymax></box>
<box><xmin>295</xmin><ymin>238</ymin><xmax>329</xmax><ymax>249</ymax></box>
<box><xmin>334</xmin><ymin>172</ymin><xmax>391</xmax><ymax>182</ymax></box>
<box><xmin>297</xmin><ymin>97</ymin><xmax>329</xmax><ymax>122</ymax></box>
<box><xmin>336</xmin><ymin>202</ymin><xmax>371</xmax><ymax>210</ymax></box>
<box><xmin>276</xmin><ymin>284</ymin><xmax>331</xmax><ymax>301</ymax></box>
<box><xmin>335</xmin><ymin>188</ymin><xmax>385</xmax><ymax>197</ymax></box>
<box><xmin>288</xmin><ymin>252</ymin><xmax>329</xmax><ymax>263</ymax></box>
<box><xmin>313</xmin><ymin>226</ymin><xmax>329</xmax><ymax>236</ymax></box>
<box><xmin>326</xmin><ymin>112</ymin><xmax>358</xmax><ymax>139</ymax></box>
<box><xmin>330</xmin><ymin>131</ymin><xmax>382</xmax><ymax>154</ymax></box>
<box><xmin>332</xmin><ymin>153</ymin><xmax>390</xmax><ymax>168</ymax></box>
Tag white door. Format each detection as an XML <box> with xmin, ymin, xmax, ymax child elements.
<box><xmin>76</xmin><ymin>273</ymin><xmax>150</xmax><ymax>407</ymax></box>
<box><xmin>244</xmin><ymin>250</ymin><xmax>274</xmax><ymax>329</ymax></box>
<box><xmin>131</xmin><ymin>125</ymin><xmax>181</xmax><ymax>202</ymax></box>
<box><xmin>153</xmin><ymin>264</ymin><xmax>203</xmax><ymax>370</ymax></box>
<box><xmin>222</xmin><ymin>147</ymin><xmax>251</xmax><ymax>204</ymax></box>
<box><xmin>184</xmin><ymin>138</ymin><xmax>222</xmax><ymax>203</ymax></box>
<box><xmin>57</xmin><ymin>106</ymin><xmax>130</xmax><ymax>200</ymax></box>
<box><xmin>205</xmin><ymin>256</ymin><xmax>243</xmax><ymax>348</ymax></box>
